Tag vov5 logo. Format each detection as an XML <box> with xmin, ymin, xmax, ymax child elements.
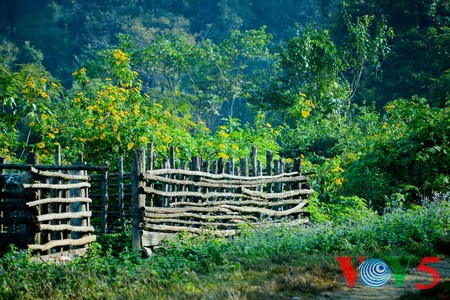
<box><xmin>336</xmin><ymin>256</ymin><xmax>440</xmax><ymax>289</ymax></box>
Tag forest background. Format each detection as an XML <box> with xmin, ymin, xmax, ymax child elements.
<box><xmin>0</xmin><ymin>0</ymin><xmax>449</xmax><ymax>216</ymax></box>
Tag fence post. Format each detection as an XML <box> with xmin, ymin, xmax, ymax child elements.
<box><xmin>240</xmin><ymin>158</ymin><xmax>248</xmax><ymax>176</ymax></box>
<box><xmin>118</xmin><ymin>156</ymin><xmax>125</xmax><ymax>232</ymax></box>
<box><xmin>132</xmin><ymin>148</ymin><xmax>146</xmax><ymax>250</ymax></box>
<box><xmin>250</xmin><ymin>146</ymin><xmax>257</xmax><ymax>176</ymax></box>
<box><xmin>100</xmin><ymin>163</ymin><xmax>109</xmax><ymax>235</ymax></box>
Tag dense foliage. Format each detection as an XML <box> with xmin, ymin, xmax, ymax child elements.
<box><xmin>1</xmin><ymin>1</ymin><xmax>449</xmax><ymax>210</ymax></box>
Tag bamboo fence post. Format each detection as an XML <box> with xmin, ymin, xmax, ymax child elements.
<box><xmin>163</xmin><ymin>159</ymin><xmax>171</xmax><ymax>207</ymax></box>
<box><xmin>266</xmin><ymin>151</ymin><xmax>273</xmax><ymax>193</ymax></box>
<box><xmin>118</xmin><ymin>156</ymin><xmax>125</xmax><ymax>232</ymax></box>
<box><xmin>250</xmin><ymin>146</ymin><xmax>257</xmax><ymax>176</ymax></box>
<box><xmin>147</xmin><ymin>142</ymin><xmax>154</xmax><ymax>171</ymax></box>
<box><xmin>169</xmin><ymin>146</ymin><xmax>176</xmax><ymax>169</ymax></box>
<box><xmin>190</xmin><ymin>156</ymin><xmax>201</xmax><ymax>203</ymax></box>
<box><xmin>240</xmin><ymin>158</ymin><xmax>248</xmax><ymax>176</ymax></box>
<box><xmin>217</xmin><ymin>157</ymin><xmax>224</xmax><ymax>174</ymax></box>
<box><xmin>100</xmin><ymin>163</ymin><xmax>109</xmax><ymax>234</ymax></box>
<box><xmin>132</xmin><ymin>148</ymin><xmax>146</xmax><ymax>250</ymax></box>
<box><xmin>54</xmin><ymin>145</ymin><xmax>62</xmax><ymax>248</ymax></box>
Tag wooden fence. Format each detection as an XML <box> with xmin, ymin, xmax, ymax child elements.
<box><xmin>131</xmin><ymin>146</ymin><xmax>313</xmax><ymax>254</ymax></box>
<box><xmin>1</xmin><ymin>144</ymin><xmax>313</xmax><ymax>258</ymax></box>
<box><xmin>0</xmin><ymin>151</ymin><xmax>105</xmax><ymax>258</ymax></box>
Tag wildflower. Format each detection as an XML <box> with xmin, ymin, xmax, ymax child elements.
<box><xmin>385</xmin><ymin>104</ymin><xmax>396</xmax><ymax>112</ymax></box>
<box><xmin>141</xmin><ymin>136</ymin><xmax>149</xmax><ymax>143</ymax></box>
<box><xmin>41</xmin><ymin>114</ymin><xmax>49</xmax><ymax>120</ymax></box>
<box><xmin>299</xmin><ymin>93</ymin><xmax>307</xmax><ymax>97</ymax></box>
<box><xmin>29</xmin><ymin>121</ymin><xmax>35</xmax><ymax>127</ymax></box>
<box><xmin>382</xmin><ymin>122</ymin><xmax>388</xmax><ymax>128</ymax></box>
<box><xmin>301</xmin><ymin>110</ymin><xmax>310</xmax><ymax>118</ymax></box>
<box><xmin>218</xmin><ymin>152</ymin><xmax>229</xmax><ymax>160</ymax></box>
<box><xmin>37</xmin><ymin>89</ymin><xmax>49</xmax><ymax>99</ymax></box>
<box><xmin>37</xmin><ymin>142</ymin><xmax>45</xmax><ymax>149</ymax></box>
<box><xmin>333</xmin><ymin>178</ymin><xmax>344</xmax><ymax>186</ymax></box>
<box><xmin>206</xmin><ymin>141</ymin><xmax>214</xmax><ymax>147</ymax></box>
<box><xmin>266</xmin><ymin>123</ymin><xmax>272</xmax><ymax>128</ymax></box>
<box><xmin>219</xmin><ymin>144</ymin><xmax>226</xmax><ymax>149</ymax></box>
<box><xmin>218</xmin><ymin>131</ymin><xmax>229</xmax><ymax>138</ymax></box>
<box><xmin>231</xmin><ymin>144</ymin><xmax>239</xmax><ymax>150</ymax></box>
<box><xmin>85</xmin><ymin>118</ymin><xmax>94</xmax><ymax>127</ymax></box>
<box><xmin>286</xmin><ymin>158</ymin><xmax>293</xmax><ymax>163</ymax></box>
<box><xmin>127</xmin><ymin>142</ymin><xmax>134</xmax><ymax>150</ymax></box>
<box><xmin>48</xmin><ymin>133</ymin><xmax>55</xmax><ymax>139</ymax></box>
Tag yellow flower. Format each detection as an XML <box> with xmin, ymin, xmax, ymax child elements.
<box><xmin>37</xmin><ymin>89</ymin><xmax>49</xmax><ymax>99</ymax></box>
<box><xmin>218</xmin><ymin>131</ymin><xmax>229</xmax><ymax>138</ymax></box>
<box><xmin>301</xmin><ymin>110</ymin><xmax>310</xmax><ymax>118</ymax></box>
<box><xmin>266</xmin><ymin>123</ymin><xmax>272</xmax><ymax>128</ymax></box>
<box><xmin>333</xmin><ymin>178</ymin><xmax>344</xmax><ymax>186</ymax></box>
<box><xmin>219</xmin><ymin>125</ymin><xmax>227</xmax><ymax>130</ymax></box>
<box><xmin>99</xmin><ymin>123</ymin><xmax>106</xmax><ymax>129</ymax></box>
<box><xmin>113</xmin><ymin>125</ymin><xmax>119</xmax><ymax>132</ymax></box>
<box><xmin>48</xmin><ymin>133</ymin><xmax>55</xmax><ymax>139</ymax></box>
<box><xmin>85</xmin><ymin>118</ymin><xmax>94</xmax><ymax>127</ymax></box>
<box><xmin>218</xmin><ymin>152</ymin><xmax>229</xmax><ymax>160</ymax></box>
<box><xmin>100</xmin><ymin>133</ymin><xmax>106</xmax><ymax>140</ymax></box>
<box><xmin>385</xmin><ymin>104</ymin><xmax>396</xmax><ymax>112</ymax></box>
<box><xmin>382</xmin><ymin>122</ymin><xmax>388</xmax><ymax>128</ymax></box>
<box><xmin>206</xmin><ymin>141</ymin><xmax>214</xmax><ymax>147</ymax></box>
<box><xmin>286</xmin><ymin>158</ymin><xmax>293</xmax><ymax>163</ymax></box>
<box><xmin>37</xmin><ymin>142</ymin><xmax>45</xmax><ymax>149</ymax></box>
<box><xmin>41</xmin><ymin>114</ymin><xmax>49</xmax><ymax>120</ymax></box>
<box><xmin>29</xmin><ymin>121</ymin><xmax>35</xmax><ymax>127</ymax></box>
<box><xmin>164</xmin><ymin>136</ymin><xmax>172</xmax><ymax>143</ymax></box>
<box><xmin>141</xmin><ymin>136</ymin><xmax>149</xmax><ymax>143</ymax></box>
<box><xmin>219</xmin><ymin>144</ymin><xmax>226</xmax><ymax>149</ymax></box>
<box><xmin>299</xmin><ymin>93</ymin><xmax>307</xmax><ymax>97</ymax></box>
<box><xmin>127</xmin><ymin>142</ymin><xmax>134</xmax><ymax>150</ymax></box>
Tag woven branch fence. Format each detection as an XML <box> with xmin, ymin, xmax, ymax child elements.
<box><xmin>131</xmin><ymin>145</ymin><xmax>313</xmax><ymax>254</ymax></box>
<box><xmin>0</xmin><ymin>149</ymin><xmax>106</xmax><ymax>259</ymax></box>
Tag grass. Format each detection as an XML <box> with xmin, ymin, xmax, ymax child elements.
<box><xmin>0</xmin><ymin>198</ymin><xmax>449</xmax><ymax>299</ymax></box>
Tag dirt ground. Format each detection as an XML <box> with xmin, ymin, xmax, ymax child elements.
<box><xmin>316</xmin><ymin>257</ymin><xmax>450</xmax><ymax>300</ymax></box>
